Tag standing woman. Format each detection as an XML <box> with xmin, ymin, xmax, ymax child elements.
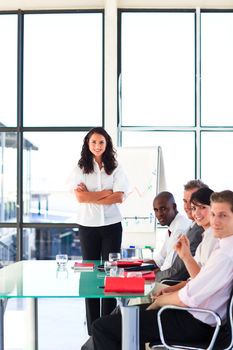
<box><xmin>72</xmin><ymin>127</ymin><xmax>129</xmax><ymax>335</ymax></box>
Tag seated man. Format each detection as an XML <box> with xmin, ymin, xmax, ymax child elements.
<box><xmin>128</xmin><ymin>189</ymin><xmax>195</xmax><ymax>305</ymax></box>
<box><xmin>155</xmin><ymin>179</ymin><xmax>206</xmax><ymax>282</ymax></box>
<box><xmin>151</xmin><ymin>191</ymin><xmax>191</xmax><ymax>273</ymax></box>
<box><xmin>92</xmin><ymin>190</ymin><xmax>233</xmax><ymax>350</ymax></box>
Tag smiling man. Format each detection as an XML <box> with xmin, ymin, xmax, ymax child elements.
<box><xmin>91</xmin><ymin>190</ymin><xmax>233</xmax><ymax>350</ymax></box>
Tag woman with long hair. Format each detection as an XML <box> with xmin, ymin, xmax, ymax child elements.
<box><xmin>72</xmin><ymin>127</ymin><xmax>129</xmax><ymax>335</ymax></box>
<box><xmin>175</xmin><ymin>187</ymin><xmax>218</xmax><ymax>278</ymax></box>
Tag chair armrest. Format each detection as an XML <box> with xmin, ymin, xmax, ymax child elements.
<box><xmin>157</xmin><ymin>305</ymin><xmax>222</xmax><ymax>350</ymax></box>
<box><xmin>160</xmin><ymin>279</ymin><xmax>182</xmax><ymax>285</ymax></box>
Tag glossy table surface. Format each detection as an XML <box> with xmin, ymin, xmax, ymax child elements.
<box><xmin>0</xmin><ymin>260</ymin><xmax>155</xmax><ymax>298</ymax></box>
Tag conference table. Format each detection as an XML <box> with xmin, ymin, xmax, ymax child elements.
<box><xmin>0</xmin><ymin>260</ymin><xmax>155</xmax><ymax>350</ymax></box>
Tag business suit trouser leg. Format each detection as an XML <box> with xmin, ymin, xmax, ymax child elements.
<box><xmin>92</xmin><ymin>304</ymin><xmax>215</xmax><ymax>350</ymax></box>
<box><xmin>79</xmin><ymin>223</ymin><xmax>122</xmax><ymax>335</ymax></box>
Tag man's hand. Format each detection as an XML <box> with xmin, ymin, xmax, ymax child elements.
<box><xmin>152</xmin><ymin>286</ymin><xmax>175</xmax><ymax>299</ymax></box>
<box><xmin>147</xmin><ymin>290</ymin><xmax>186</xmax><ymax>311</ymax></box>
<box><xmin>146</xmin><ymin>299</ymin><xmax>160</xmax><ymax>310</ymax></box>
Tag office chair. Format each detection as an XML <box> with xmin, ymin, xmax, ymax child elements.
<box><xmin>150</xmin><ymin>287</ymin><xmax>233</xmax><ymax>350</ymax></box>
<box><xmin>160</xmin><ymin>279</ymin><xmax>183</xmax><ymax>286</ymax></box>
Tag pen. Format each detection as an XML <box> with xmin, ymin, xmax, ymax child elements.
<box><xmin>98</xmin><ymin>286</ymin><xmax>105</xmax><ymax>288</ymax></box>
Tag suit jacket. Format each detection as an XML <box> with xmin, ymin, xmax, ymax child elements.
<box><xmin>155</xmin><ymin>223</ymin><xmax>204</xmax><ymax>282</ymax></box>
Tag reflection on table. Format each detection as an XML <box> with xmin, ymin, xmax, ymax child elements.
<box><xmin>0</xmin><ymin>260</ymin><xmax>155</xmax><ymax>350</ymax></box>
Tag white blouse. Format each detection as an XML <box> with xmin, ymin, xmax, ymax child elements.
<box><xmin>194</xmin><ymin>227</ymin><xmax>218</xmax><ymax>267</ymax></box>
<box><xmin>70</xmin><ymin>160</ymin><xmax>129</xmax><ymax>227</ymax></box>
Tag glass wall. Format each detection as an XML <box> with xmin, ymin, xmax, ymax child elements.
<box><xmin>120</xmin><ymin>11</ymin><xmax>195</xmax><ymax>127</ymax></box>
<box><xmin>1</xmin><ymin>7</ymin><xmax>233</xmax><ymax>261</ymax></box>
<box><xmin>0</xmin><ymin>10</ymin><xmax>103</xmax><ymax>262</ymax></box>
<box><xmin>22</xmin><ymin>132</ymin><xmax>85</xmax><ymax>223</ymax></box>
<box><xmin>0</xmin><ymin>14</ymin><xmax>17</xmax><ymax>127</ymax></box>
<box><xmin>201</xmin><ymin>12</ymin><xmax>233</xmax><ymax>126</ymax></box>
<box><xmin>24</xmin><ymin>13</ymin><xmax>103</xmax><ymax>127</ymax></box>
<box><xmin>119</xmin><ymin>9</ymin><xmax>233</xmax><ymax>215</ymax></box>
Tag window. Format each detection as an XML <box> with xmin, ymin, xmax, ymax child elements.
<box><xmin>120</xmin><ymin>11</ymin><xmax>195</xmax><ymax>127</ymax></box>
<box><xmin>23</xmin><ymin>132</ymin><xmax>85</xmax><ymax>223</ymax></box>
<box><xmin>24</xmin><ymin>13</ymin><xmax>103</xmax><ymax>127</ymax></box>
<box><xmin>201</xmin><ymin>132</ymin><xmax>233</xmax><ymax>190</ymax></box>
<box><xmin>119</xmin><ymin>9</ymin><xmax>233</xmax><ymax>207</ymax></box>
<box><xmin>0</xmin><ymin>14</ymin><xmax>17</xmax><ymax>126</ymax></box>
<box><xmin>201</xmin><ymin>12</ymin><xmax>233</xmax><ymax>126</ymax></box>
<box><xmin>0</xmin><ymin>11</ymin><xmax>103</xmax><ymax>262</ymax></box>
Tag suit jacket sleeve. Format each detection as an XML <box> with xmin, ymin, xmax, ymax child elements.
<box><xmin>155</xmin><ymin>223</ymin><xmax>204</xmax><ymax>282</ymax></box>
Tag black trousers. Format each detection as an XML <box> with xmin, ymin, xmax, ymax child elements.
<box><xmin>92</xmin><ymin>304</ymin><xmax>215</xmax><ymax>350</ymax></box>
<box><xmin>79</xmin><ymin>222</ymin><xmax>122</xmax><ymax>335</ymax></box>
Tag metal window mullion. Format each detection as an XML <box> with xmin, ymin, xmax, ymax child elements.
<box><xmin>16</xmin><ymin>10</ymin><xmax>24</xmax><ymax>261</ymax></box>
<box><xmin>195</xmin><ymin>7</ymin><xmax>201</xmax><ymax>179</ymax></box>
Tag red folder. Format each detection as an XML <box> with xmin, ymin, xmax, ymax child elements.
<box><xmin>73</xmin><ymin>262</ymin><xmax>94</xmax><ymax>270</ymax></box>
<box><xmin>104</xmin><ymin>277</ymin><xmax>144</xmax><ymax>293</ymax></box>
<box><xmin>141</xmin><ymin>271</ymin><xmax>156</xmax><ymax>280</ymax></box>
<box><xmin>116</xmin><ymin>260</ymin><xmax>142</xmax><ymax>268</ymax></box>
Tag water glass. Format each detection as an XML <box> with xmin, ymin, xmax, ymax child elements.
<box><xmin>56</xmin><ymin>268</ymin><xmax>68</xmax><ymax>279</ymax></box>
<box><xmin>109</xmin><ymin>265</ymin><xmax>118</xmax><ymax>277</ymax></box>
<box><xmin>109</xmin><ymin>252</ymin><xmax>121</xmax><ymax>262</ymax></box>
<box><xmin>104</xmin><ymin>261</ymin><xmax>112</xmax><ymax>275</ymax></box>
<box><xmin>121</xmin><ymin>248</ymin><xmax>142</xmax><ymax>260</ymax></box>
<box><xmin>56</xmin><ymin>254</ymin><xmax>68</xmax><ymax>269</ymax></box>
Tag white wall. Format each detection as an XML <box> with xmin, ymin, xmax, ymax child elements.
<box><xmin>1</xmin><ymin>0</ymin><xmax>233</xmax><ymax>11</ymax></box>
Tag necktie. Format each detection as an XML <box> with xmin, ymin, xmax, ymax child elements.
<box><xmin>168</xmin><ymin>229</ymin><xmax>171</xmax><ymax>237</ymax></box>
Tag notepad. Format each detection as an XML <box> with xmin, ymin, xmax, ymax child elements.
<box><xmin>72</xmin><ymin>262</ymin><xmax>95</xmax><ymax>270</ymax></box>
<box><xmin>124</xmin><ymin>271</ymin><xmax>155</xmax><ymax>281</ymax></box>
<box><xmin>104</xmin><ymin>277</ymin><xmax>144</xmax><ymax>293</ymax></box>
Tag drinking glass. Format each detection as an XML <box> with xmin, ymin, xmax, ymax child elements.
<box><xmin>104</xmin><ymin>261</ymin><xmax>112</xmax><ymax>275</ymax></box>
<box><xmin>121</xmin><ymin>248</ymin><xmax>142</xmax><ymax>260</ymax></box>
<box><xmin>109</xmin><ymin>252</ymin><xmax>121</xmax><ymax>262</ymax></box>
<box><xmin>56</xmin><ymin>268</ymin><xmax>68</xmax><ymax>279</ymax></box>
<box><xmin>56</xmin><ymin>254</ymin><xmax>68</xmax><ymax>269</ymax></box>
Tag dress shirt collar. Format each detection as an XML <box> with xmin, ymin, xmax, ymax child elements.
<box><xmin>219</xmin><ymin>234</ymin><xmax>233</xmax><ymax>249</ymax></box>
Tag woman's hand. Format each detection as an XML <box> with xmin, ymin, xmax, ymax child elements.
<box><xmin>174</xmin><ymin>235</ymin><xmax>191</xmax><ymax>260</ymax></box>
<box><xmin>76</xmin><ymin>182</ymin><xmax>88</xmax><ymax>192</ymax></box>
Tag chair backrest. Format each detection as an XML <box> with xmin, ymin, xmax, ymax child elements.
<box><xmin>216</xmin><ymin>285</ymin><xmax>233</xmax><ymax>350</ymax></box>
<box><xmin>150</xmin><ymin>283</ymin><xmax>233</xmax><ymax>350</ymax></box>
